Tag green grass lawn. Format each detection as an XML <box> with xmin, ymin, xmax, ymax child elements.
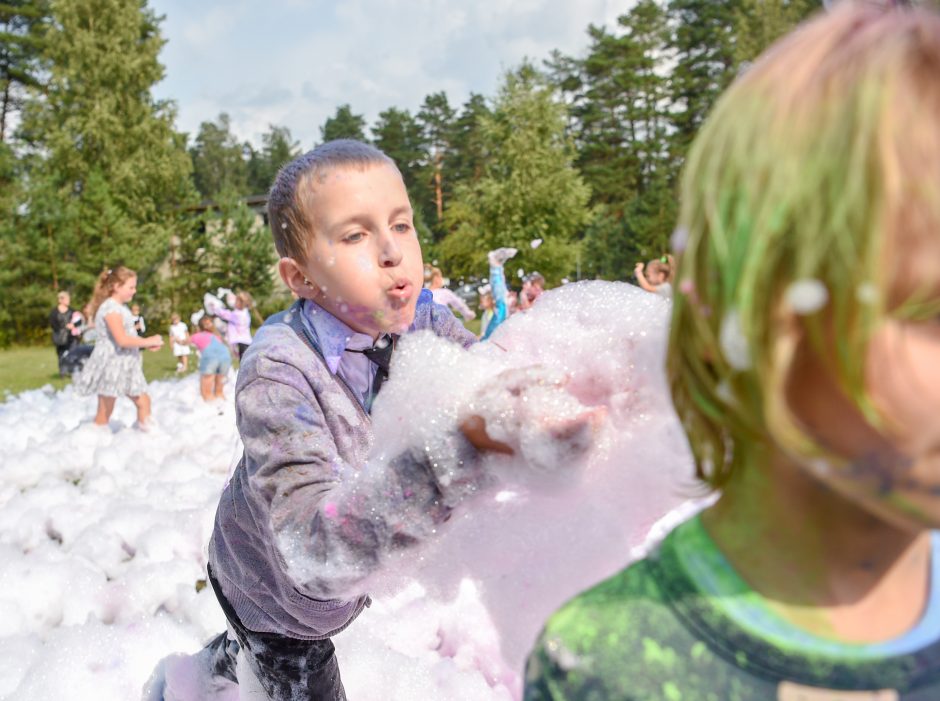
<box><xmin>1</xmin><ymin>316</ymin><xmax>480</xmax><ymax>400</ymax></box>
<box><xmin>0</xmin><ymin>343</ymin><xmax>193</xmax><ymax>399</ymax></box>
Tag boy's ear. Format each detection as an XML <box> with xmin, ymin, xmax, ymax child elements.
<box><xmin>278</xmin><ymin>258</ymin><xmax>312</xmax><ymax>299</ymax></box>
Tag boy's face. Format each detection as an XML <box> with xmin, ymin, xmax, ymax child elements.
<box><xmin>859</xmin><ymin>315</ymin><xmax>940</xmax><ymax>528</ymax></box>
<box><xmin>787</xmin><ymin>274</ymin><xmax>940</xmax><ymax>530</ymax></box>
<box><xmin>284</xmin><ymin>163</ymin><xmax>424</xmax><ymax>338</ymax></box>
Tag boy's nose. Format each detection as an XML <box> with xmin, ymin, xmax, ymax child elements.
<box><xmin>378</xmin><ymin>231</ymin><xmax>403</xmax><ymax>268</ymax></box>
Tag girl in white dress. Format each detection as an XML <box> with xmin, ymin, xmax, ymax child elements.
<box><xmin>75</xmin><ymin>266</ymin><xmax>163</xmax><ymax>428</ymax></box>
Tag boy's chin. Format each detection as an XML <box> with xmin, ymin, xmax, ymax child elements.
<box><xmin>381</xmin><ymin>310</ymin><xmax>417</xmax><ymax>335</ymax></box>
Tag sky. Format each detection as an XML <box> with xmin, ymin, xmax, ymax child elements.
<box><xmin>148</xmin><ymin>0</ymin><xmax>636</xmax><ymax>149</ymax></box>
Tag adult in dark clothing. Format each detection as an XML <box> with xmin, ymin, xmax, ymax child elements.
<box><xmin>50</xmin><ymin>291</ymin><xmax>78</xmax><ymax>376</ymax></box>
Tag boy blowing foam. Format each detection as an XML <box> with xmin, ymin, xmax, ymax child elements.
<box><xmin>195</xmin><ymin>140</ymin><xmax>594</xmax><ymax>700</ymax></box>
<box><xmin>526</xmin><ymin>3</ymin><xmax>940</xmax><ymax>699</ymax></box>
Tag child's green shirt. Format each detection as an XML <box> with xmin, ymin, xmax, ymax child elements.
<box><xmin>525</xmin><ymin>516</ymin><xmax>940</xmax><ymax>701</ymax></box>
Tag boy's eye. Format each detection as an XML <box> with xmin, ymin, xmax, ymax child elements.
<box><xmin>344</xmin><ymin>232</ymin><xmax>365</xmax><ymax>243</ymax></box>
<box><xmin>393</xmin><ymin>222</ymin><xmax>413</xmax><ymax>234</ymax></box>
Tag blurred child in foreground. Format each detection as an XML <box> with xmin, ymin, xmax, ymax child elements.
<box><xmin>526</xmin><ymin>4</ymin><xmax>940</xmax><ymax>699</ymax></box>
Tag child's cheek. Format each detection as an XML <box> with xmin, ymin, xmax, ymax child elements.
<box><xmin>868</xmin><ymin>322</ymin><xmax>940</xmax><ymax>452</ymax></box>
<box><xmin>356</xmin><ymin>255</ymin><xmax>374</xmax><ymax>272</ymax></box>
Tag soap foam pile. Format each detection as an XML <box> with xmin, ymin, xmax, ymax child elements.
<box><xmin>0</xmin><ymin>281</ymin><xmax>697</xmax><ymax>700</ymax></box>
<box><xmin>368</xmin><ymin>281</ymin><xmax>700</xmax><ymax>692</ymax></box>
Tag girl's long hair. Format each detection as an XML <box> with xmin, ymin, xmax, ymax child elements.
<box><xmin>87</xmin><ymin>266</ymin><xmax>136</xmax><ymax>319</ymax></box>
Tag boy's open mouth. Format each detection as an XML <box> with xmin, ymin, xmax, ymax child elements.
<box><xmin>387</xmin><ymin>279</ymin><xmax>414</xmax><ymax>304</ymax></box>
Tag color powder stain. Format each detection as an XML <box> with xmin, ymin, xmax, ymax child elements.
<box><xmin>323</xmin><ymin>502</ymin><xmax>338</xmax><ymax>519</ymax></box>
<box><xmin>642</xmin><ymin>638</ymin><xmax>678</xmax><ymax>668</ymax></box>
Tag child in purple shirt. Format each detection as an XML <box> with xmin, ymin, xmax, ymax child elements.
<box><xmin>190</xmin><ymin>140</ymin><xmax>597</xmax><ymax>700</ymax></box>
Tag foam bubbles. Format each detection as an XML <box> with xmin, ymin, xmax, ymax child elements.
<box><xmin>785</xmin><ymin>278</ymin><xmax>828</xmax><ymax>315</ymax></box>
<box><xmin>720</xmin><ymin>310</ymin><xmax>752</xmax><ymax>371</ymax></box>
<box><xmin>370</xmin><ymin>281</ymin><xmax>696</xmax><ymax>680</ymax></box>
<box><xmin>0</xmin><ymin>282</ymin><xmax>695</xmax><ymax>700</ymax></box>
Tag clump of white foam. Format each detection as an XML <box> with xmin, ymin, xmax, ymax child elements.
<box><xmin>369</xmin><ymin>281</ymin><xmax>698</xmax><ymax>691</ymax></box>
<box><xmin>785</xmin><ymin>278</ymin><xmax>828</xmax><ymax>315</ymax></box>
<box><xmin>0</xmin><ymin>281</ymin><xmax>697</xmax><ymax>700</ymax></box>
<box><xmin>720</xmin><ymin>309</ymin><xmax>752</xmax><ymax>371</ymax></box>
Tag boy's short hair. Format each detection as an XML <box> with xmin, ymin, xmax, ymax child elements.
<box><xmin>668</xmin><ymin>3</ymin><xmax>940</xmax><ymax>488</ymax></box>
<box><xmin>267</xmin><ymin>139</ymin><xmax>396</xmax><ymax>262</ymax></box>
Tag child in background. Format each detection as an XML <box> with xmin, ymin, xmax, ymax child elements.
<box><xmin>482</xmin><ymin>247</ymin><xmax>517</xmax><ymax>339</ymax></box>
<box><xmin>478</xmin><ymin>284</ymin><xmax>495</xmax><ymax>339</ymax></box>
<box><xmin>210</xmin><ymin>290</ymin><xmax>253</xmax><ymax>359</ymax></box>
<box><xmin>634</xmin><ymin>255</ymin><xmax>674</xmax><ymax>298</ymax></box>
<box><xmin>518</xmin><ymin>272</ymin><xmax>545</xmax><ymax>311</ymax></box>
<box><xmin>527</xmin><ymin>5</ymin><xmax>940</xmax><ymax>699</ymax></box>
<box><xmin>75</xmin><ymin>267</ymin><xmax>163</xmax><ymax>429</ymax></box>
<box><xmin>69</xmin><ymin>309</ymin><xmax>85</xmax><ymax>339</ymax></box>
<box><xmin>193</xmin><ymin>140</ymin><xmax>595</xmax><ymax>700</ymax></box>
<box><xmin>168</xmin><ymin>313</ymin><xmax>190</xmax><ymax>372</ymax></box>
<box><xmin>130</xmin><ymin>303</ymin><xmax>146</xmax><ymax>334</ymax></box>
<box><xmin>426</xmin><ymin>265</ymin><xmax>476</xmax><ymax>321</ymax></box>
<box><xmin>189</xmin><ymin>315</ymin><xmax>230</xmax><ymax>402</ymax></box>
<box><xmin>50</xmin><ymin>291</ymin><xmax>77</xmax><ymax>376</ymax></box>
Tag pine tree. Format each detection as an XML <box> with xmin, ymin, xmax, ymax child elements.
<box><xmin>438</xmin><ymin>64</ymin><xmax>591</xmax><ymax>283</ymax></box>
<box><xmin>214</xmin><ymin>190</ymin><xmax>276</xmax><ymax>299</ymax></box>
<box><xmin>319</xmin><ymin>104</ymin><xmax>366</xmax><ymax>143</ymax></box>
<box><xmin>5</xmin><ymin>0</ymin><xmax>193</xmax><ymax>336</ymax></box>
<box><xmin>549</xmin><ymin>1</ymin><xmax>675</xmax><ymax>281</ymax></box>
<box><xmin>190</xmin><ymin>113</ymin><xmax>249</xmax><ymax>199</ymax></box>
<box><xmin>735</xmin><ymin>0</ymin><xmax>819</xmax><ymax>65</ymax></box>
<box><xmin>417</xmin><ymin>92</ymin><xmax>456</xmax><ymax>233</ymax></box>
<box><xmin>668</xmin><ymin>0</ymin><xmax>743</xmax><ymax>153</ymax></box>
<box><xmin>0</xmin><ymin>0</ymin><xmax>49</xmax><ymax>143</ymax></box>
<box><xmin>247</xmin><ymin>124</ymin><xmax>300</xmax><ymax>195</ymax></box>
<box><xmin>370</xmin><ymin>107</ymin><xmax>425</xmax><ymax>198</ymax></box>
<box><xmin>444</xmin><ymin>93</ymin><xmax>491</xmax><ymax>189</ymax></box>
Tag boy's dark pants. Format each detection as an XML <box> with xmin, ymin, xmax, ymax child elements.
<box><xmin>207</xmin><ymin>569</ymin><xmax>347</xmax><ymax>700</ymax></box>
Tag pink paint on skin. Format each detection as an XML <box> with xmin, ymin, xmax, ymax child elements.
<box><xmin>323</xmin><ymin>502</ymin><xmax>338</xmax><ymax>519</ymax></box>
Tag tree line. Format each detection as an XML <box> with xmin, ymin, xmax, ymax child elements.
<box><xmin>0</xmin><ymin>0</ymin><xmax>820</xmax><ymax>345</ymax></box>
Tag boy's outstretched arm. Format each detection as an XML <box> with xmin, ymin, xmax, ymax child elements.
<box><xmin>236</xmin><ymin>355</ymin><xmax>598</xmax><ymax>603</ymax></box>
<box><xmin>236</xmin><ymin>358</ymin><xmax>494</xmax><ymax>601</ymax></box>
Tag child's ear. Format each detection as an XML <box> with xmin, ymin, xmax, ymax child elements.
<box><xmin>278</xmin><ymin>258</ymin><xmax>312</xmax><ymax>299</ymax></box>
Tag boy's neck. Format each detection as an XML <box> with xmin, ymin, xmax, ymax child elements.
<box><xmin>305</xmin><ymin>296</ymin><xmax>383</xmax><ymax>343</ymax></box>
<box><xmin>701</xmin><ymin>449</ymin><xmax>933</xmax><ymax>644</ymax></box>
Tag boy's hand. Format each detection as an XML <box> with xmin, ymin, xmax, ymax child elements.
<box><xmin>634</xmin><ymin>261</ymin><xmax>644</xmax><ymax>274</ymax></box>
<box><xmin>460</xmin><ymin>415</ymin><xmax>514</xmax><ymax>454</ymax></box>
<box><xmin>145</xmin><ymin>334</ymin><xmax>163</xmax><ymax>350</ymax></box>
<box><xmin>464</xmin><ymin>366</ymin><xmax>606</xmax><ymax>475</ymax></box>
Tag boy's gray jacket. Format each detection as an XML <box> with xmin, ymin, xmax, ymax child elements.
<box><xmin>208</xmin><ymin>295</ymin><xmax>480</xmax><ymax>640</ymax></box>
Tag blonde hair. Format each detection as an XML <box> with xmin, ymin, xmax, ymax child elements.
<box><xmin>88</xmin><ymin>266</ymin><xmax>136</xmax><ymax>319</ymax></box>
<box><xmin>236</xmin><ymin>291</ymin><xmax>254</xmax><ymax>308</ymax></box>
<box><xmin>424</xmin><ymin>266</ymin><xmax>443</xmax><ymax>285</ymax></box>
<box><xmin>668</xmin><ymin>3</ymin><xmax>940</xmax><ymax>488</ymax></box>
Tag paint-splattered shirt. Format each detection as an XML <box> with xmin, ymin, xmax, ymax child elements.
<box><xmin>524</xmin><ymin>516</ymin><xmax>940</xmax><ymax>701</ymax></box>
<box><xmin>208</xmin><ymin>292</ymin><xmax>480</xmax><ymax>640</ymax></box>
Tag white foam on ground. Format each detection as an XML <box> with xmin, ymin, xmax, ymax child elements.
<box><xmin>0</xmin><ymin>282</ymin><xmax>698</xmax><ymax>700</ymax></box>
